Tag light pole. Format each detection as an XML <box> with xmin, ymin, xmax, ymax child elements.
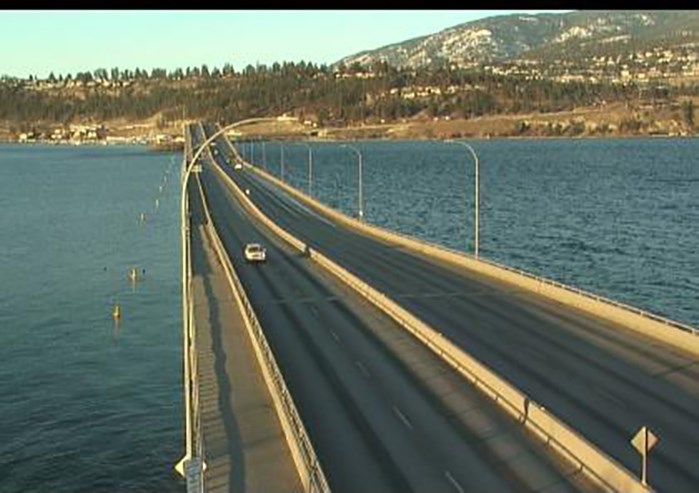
<box><xmin>178</xmin><ymin>117</ymin><xmax>277</xmax><ymax>476</ymax></box>
<box><xmin>444</xmin><ymin>139</ymin><xmax>480</xmax><ymax>258</ymax></box>
<box><xmin>340</xmin><ymin>143</ymin><xmax>363</xmax><ymax>220</ymax></box>
<box><xmin>280</xmin><ymin>141</ymin><xmax>285</xmax><ymax>182</ymax></box>
<box><xmin>292</xmin><ymin>142</ymin><xmax>313</xmax><ymax>197</ymax></box>
<box><xmin>237</xmin><ymin>139</ymin><xmax>244</xmax><ymax>162</ymax></box>
<box><xmin>261</xmin><ymin>140</ymin><xmax>267</xmax><ymax>170</ymax></box>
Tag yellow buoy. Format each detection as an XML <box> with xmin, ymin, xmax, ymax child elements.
<box><xmin>112</xmin><ymin>304</ymin><xmax>121</xmax><ymax>320</ymax></box>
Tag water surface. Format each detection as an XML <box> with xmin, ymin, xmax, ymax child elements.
<box><xmin>0</xmin><ymin>144</ymin><xmax>183</xmax><ymax>492</ymax></box>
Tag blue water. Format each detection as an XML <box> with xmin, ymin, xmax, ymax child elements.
<box><xmin>1</xmin><ymin>138</ymin><xmax>697</xmax><ymax>492</ymax></box>
<box><xmin>0</xmin><ymin>145</ymin><xmax>183</xmax><ymax>492</ymax></box>
<box><xmin>254</xmin><ymin>137</ymin><xmax>699</xmax><ymax>328</ymax></box>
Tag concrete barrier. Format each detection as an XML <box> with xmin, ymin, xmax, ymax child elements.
<box><xmin>181</xmin><ymin>126</ymin><xmax>205</xmax><ymax>493</ymax></box>
<box><xmin>197</xmin><ymin>145</ymin><xmax>330</xmax><ymax>493</ymax></box>
<box><xmin>231</xmin><ymin>144</ymin><xmax>699</xmax><ymax>358</ymax></box>
<box><xmin>309</xmin><ymin>243</ymin><xmax>649</xmax><ymax>493</ymax></box>
<box><xmin>211</xmin><ymin>144</ymin><xmax>652</xmax><ymax>493</ymax></box>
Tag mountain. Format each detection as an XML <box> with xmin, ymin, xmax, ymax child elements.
<box><xmin>337</xmin><ymin>10</ymin><xmax>699</xmax><ymax>69</ymax></box>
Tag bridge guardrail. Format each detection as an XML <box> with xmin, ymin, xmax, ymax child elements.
<box><xmin>179</xmin><ymin>125</ymin><xmax>205</xmax><ymax>493</ymax></box>
<box><xmin>216</xmin><ymin>132</ymin><xmax>653</xmax><ymax>493</ymax></box>
<box><xmin>308</xmin><ymin>243</ymin><xmax>652</xmax><ymax>493</ymax></box>
<box><xmin>198</xmin><ymin>138</ymin><xmax>330</xmax><ymax>493</ymax></box>
<box><xmin>226</xmin><ymin>136</ymin><xmax>699</xmax><ymax>357</ymax></box>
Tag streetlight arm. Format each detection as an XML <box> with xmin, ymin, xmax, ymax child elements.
<box><xmin>290</xmin><ymin>142</ymin><xmax>314</xmax><ymax>197</ymax></box>
<box><xmin>340</xmin><ymin>143</ymin><xmax>364</xmax><ymax>220</ymax></box>
<box><xmin>444</xmin><ymin>139</ymin><xmax>480</xmax><ymax>258</ymax></box>
<box><xmin>179</xmin><ymin>116</ymin><xmax>279</xmax><ymax>461</ymax></box>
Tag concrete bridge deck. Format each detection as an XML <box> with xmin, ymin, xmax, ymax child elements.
<box><xmin>185</xmin><ymin>124</ymin><xmax>610</xmax><ymax>493</ymax></box>
<box><xmin>197</xmin><ymin>122</ymin><xmax>699</xmax><ymax>493</ymax></box>
<box><xmin>189</xmin><ymin>169</ymin><xmax>302</xmax><ymax>493</ymax></box>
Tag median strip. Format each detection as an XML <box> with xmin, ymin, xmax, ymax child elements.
<box><xmin>196</xmin><ymin>138</ymin><xmax>331</xmax><ymax>493</ymax></box>
<box><xmin>212</xmin><ymin>138</ymin><xmax>653</xmax><ymax>493</ymax></box>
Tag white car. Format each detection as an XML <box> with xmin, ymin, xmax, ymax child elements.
<box><xmin>244</xmin><ymin>243</ymin><xmax>267</xmax><ymax>263</ymax></box>
<box><xmin>234</xmin><ymin>161</ymin><xmax>243</xmax><ymax>170</ymax></box>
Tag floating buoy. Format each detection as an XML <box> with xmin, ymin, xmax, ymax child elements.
<box><xmin>112</xmin><ymin>304</ymin><xmax>121</xmax><ymax>320</ymax></box>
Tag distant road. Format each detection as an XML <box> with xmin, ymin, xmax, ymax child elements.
<box><xmin>190</xmin><ymin>125</ymin><xmax>601</xmax><ymax>493</ymax></box>
<box><xmin>202</xmin><ymin>124</ymin><xmax>699</xmax><ymax>493</ymax></box>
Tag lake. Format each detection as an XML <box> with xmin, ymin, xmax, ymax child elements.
<box><xmin>1</xmin><ymin>136</ymin><xmax>697</xmax><ymax>491</ymax></box>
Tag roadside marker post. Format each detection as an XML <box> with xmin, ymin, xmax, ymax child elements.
<box><xmin>631</xmin><ymin>426</ymin><xmax>658</xmax><ymax>486</ymax></box>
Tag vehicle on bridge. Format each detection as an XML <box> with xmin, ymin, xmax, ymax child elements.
<box><xmin>244</xmin><ymin>243</ymin><xmax>267</xmax><ymax>263</ymax></box>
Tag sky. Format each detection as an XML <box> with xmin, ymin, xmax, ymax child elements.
<box><xmin>0</xmin><ymin>10</ymin><xmax>571</xmax><ymax>79</ymax></box>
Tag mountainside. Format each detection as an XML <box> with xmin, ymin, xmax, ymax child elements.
<box><xmin>337</xmin><ymin>10</ymin><xmax>699</xmax><ymax>69</ymax></box>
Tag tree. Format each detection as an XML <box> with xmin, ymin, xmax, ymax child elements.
<box><xmin>170</xmin><ymin>68</ymin><xmax>184</xmax><ymax>80</ymax></box>
<box><xmin>151</xmin><ymin>68</ymin><xmax>166</xmax><ymax>79</ymax></box>
<box><xmin>76</xmin><ymin>71</ymin><xmax>93</xmax><ymax>84</ymax></box>
<box><xmin>93</xmin><ymin>68</ymin><xmax>108</xmax><ymax>81</ymax></box>
<box><xmin>222</xmin><ymin>63</ymin><xmax>235</xmax><ymax>77</ymax></box>
<box><xmin>682</xmin><ymin>100</ymin><xmax>694</xmax><ymax>128</ymax></box>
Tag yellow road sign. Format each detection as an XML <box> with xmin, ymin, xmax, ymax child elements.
<box><xmin>631</xmin><ymin>426</ymin><xmax>658</xmax><ymax>454</ymax></box>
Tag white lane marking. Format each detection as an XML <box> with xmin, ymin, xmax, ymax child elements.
<box><xmin>256</xmin><ymin>176</ymin><xmax>336</xmax><ymax>228</ymax></box>
<box><xmin>393</xmin><ymin>406</ymin><xmax>413</xmax><ymax>430</ymax></box>
<box><xmin>355</xmin><ymin>361</ymin><xmax>370</xmax><ymax>378</ymax></box>
<box><xmin>593</xmin><ymin>386</ymin><xmax>627</xmax><ymax>409</ymax></box>
<box><xmin>289</xmin><ymin>199</ymin><xmax>337</xmax><ymax>229</ymax></box>
<box><xmin>444</xmin><ymin>470</ymin><xmax>465</xmax><ymax>493</ymax></box>
<box><xmin>330</xmin><ymin>330</ymin><xmax>340</xmax><ymax>342</ymax></box>
<box><xmin>309</xmin><ymin>305</ymin><xmax>319</xmax><ymax>318</ymax></box>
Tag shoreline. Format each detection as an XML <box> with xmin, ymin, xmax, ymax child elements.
<box><xmin>1</xmin><ymin>111</ymin><xmax>695</xmax><ymax>145</ymax></box>
<box><xmin>2</xmin><ymin>132</ymin><xmax>697</xmax><ymax>146</ymax></box>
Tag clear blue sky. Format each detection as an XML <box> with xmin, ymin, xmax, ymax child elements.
<box><xmin>0</xmin><ymin>10</ymin><xmax>571</xmax><ymax>78</ymax></box>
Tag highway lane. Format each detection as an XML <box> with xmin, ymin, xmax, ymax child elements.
<box><xmin>191</xmin><ymin>128</ymin><xmax>600</xmax><ymax>493</ymax></box>
<box><xmin>187</xmin><ymin>170</ymin><xmax>304</xmax><ymax>492</ymax></box>
<box><xmin>209</xmin><ymin>128</ymin><xmax>699</xmax><ymax>493</ymax></box>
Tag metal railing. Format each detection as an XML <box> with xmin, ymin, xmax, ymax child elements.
<box><xmin>226</xmin><ymin>134</ymin><xmax>697</xmax><ymax>339</ymax></box>
<box><xmin>213</xmin><ymin>131</ymin><xmax>652</xmax><ymax>493</ymax></box>
<box><xmin>177</xmin><ymin>124</ymin><xmax>205</xmax><ymax>493</ymax></box>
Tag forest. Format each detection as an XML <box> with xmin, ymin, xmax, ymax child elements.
<box><xmin>1</xmin><ymin>60</ymin><xmax>697</xmax><ymax>131</ymax></box>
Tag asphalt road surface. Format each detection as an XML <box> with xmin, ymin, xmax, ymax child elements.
<box><xmin>200</xmin><ymin>124</ymin><xmax>699</xmax><ymax>493</ymax></box>
<box><xmin>188</xmin><ymin>125</ymin><xmax>602</xmax><ymax>493</ymax></box>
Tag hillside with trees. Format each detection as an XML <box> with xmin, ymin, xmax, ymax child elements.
<box><xmin>1</xmin><ymin>59</ymin><xmax>697</xmax><ymax>140</ymax></box>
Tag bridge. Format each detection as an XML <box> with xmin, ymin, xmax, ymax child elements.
<box><xmin>176</xmin><ymin>121</ymin><xmax>699</xmax><ymax>493</ymax></box>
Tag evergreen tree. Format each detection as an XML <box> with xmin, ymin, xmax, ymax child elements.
<box><xmin>682</xmin><ymin>100</ymin><xmax>694</xmax><ymax>127</ymax></box>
